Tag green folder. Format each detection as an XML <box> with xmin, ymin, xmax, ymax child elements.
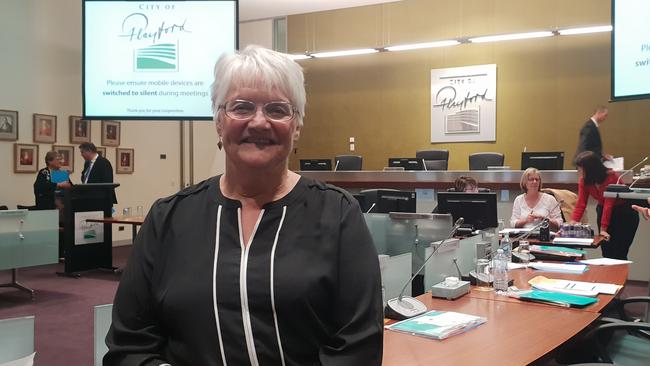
<box><xmin>517</xmin><ymin>290</ymin><xmax>598</xmax><ymax>308</ymax></box>
<box><xmin>538</xmin><ymin>246</ymin><xmax>586</xmax><ymax>255</ymax></box>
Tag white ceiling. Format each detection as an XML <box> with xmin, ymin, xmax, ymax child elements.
<box><xmin>239</xmin><ymin>0</ymin><xmax>402</xmax><ymax>22</ymax></box>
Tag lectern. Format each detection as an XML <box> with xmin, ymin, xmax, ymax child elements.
<box><xmin>61</xmin><ymin>183</ymin><xmax>119</xmax><ymax>275</ymax></box>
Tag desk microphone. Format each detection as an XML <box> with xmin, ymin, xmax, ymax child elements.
<box><xmin>608</xmin><ymin>156</ymin><xmax>648</xmax><ymax>192</ymax></box>
<box><xmin>366</xmin><ymin>203</ymin><xmax>376</xmax><ymax>213</ymax></box>
<box><xmin>334</xmin><ymin>160</ymin><xmax>340</xmax><ymax>171</ymax></box>
<box><xmin>385</xmin><ymin>217</ymin><xmax>464</xmax><ymax>320</ymax></box>
<box><xmin>422</xmin><ymin>158</ymin><xmax>428</xmax><ymax>172</ymax></box>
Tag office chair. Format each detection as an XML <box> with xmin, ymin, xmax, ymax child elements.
<box><xmin>416</xmin><ymin>149</ymin><xmax>449</xmax><ymax>170</ymax></box>
<box><xmin>578</xmin><ymin>318</ymin><xmax>650</xmax><ymax>366</ymax></box>
<box><xmin>16</xmin><ymin>204</ymin><xmax>36</xmax><ymax>210</ymax></box>
<box><xmin>335</xmin><ymin>155</ymin><xmax>362</xmax><ymax>171</ymax></box>
<box><xmin>468</xmin><ymin>152</ymin><xmax>505</xmax><ymax>170</ymax></box>
<box><xmin>0</xmin><ymin>205</ymin><xmax>8</xmax><ymax>210</ymax></box>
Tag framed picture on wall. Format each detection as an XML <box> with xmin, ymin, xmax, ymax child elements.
<box><xmin>96</xmin><ymin>146</ymin><xmax>106</xmax><ymax>157</ymax></box>
<box><xmin>53</xmin><ymin>144</ymin><xmax>75</xmax><ymax>172</ymax></box>
<box><xmin>69</xmin><ymin>116</ymin><xmax>91</xmax><ymax>143</ymax></box>
<box><xmin>101</xmin><ymin>120</ymin><xmax>120</xmax><ymax>146</ymax></box>
<box><xmin>33</xmin><ymin>113</ymin><xmax>57</xmax><ymax>143</ymax></box>
<box><xmin>116</xmin><ymin>148</ymin><xmax>134</xmax><ymax>174</ymax></box>
<box><xmin>0</xmin><ymin>109</ymin><xmax>19</xmax><ymax>141</ymax></box>
<box><xmin>14</xmin><ymin>143</ymin><xmax>39</xmax><ymax>173</ymax></box>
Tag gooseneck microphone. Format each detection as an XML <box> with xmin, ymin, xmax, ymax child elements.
<box><xmin>385</xmin><ymin>217</ymin><xmax>464</xmax><ymax>320</ymax></box>
<box><xmin>365</xmin><ymin>203</ymin><xmax>376</xmax><ymax>213</ymax></box>
<box><xmin>334</xmin><ymin>160</ymin><xmax>340</xmax><ymax>171</ymax></box>
<box><xmin>608</xmin><ymin>156</ymin><xmax>648</xmax><ymax>192</ymax></box>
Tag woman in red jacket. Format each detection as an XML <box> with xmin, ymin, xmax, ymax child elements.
<box><xmin>571</xmin><ymin>151</ymin><xmax>639</xmax><ymax>259</ymax></box>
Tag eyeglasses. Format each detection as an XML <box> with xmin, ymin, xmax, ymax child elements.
<box><xmin>219</xmin><ymin>99</ymin><xmax>298</xmax><ymax>123</ymax></box>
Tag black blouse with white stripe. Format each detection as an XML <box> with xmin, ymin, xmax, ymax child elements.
<box><xmin>105</xmin><ymin>176</ymin><xmax>383</xmax><ymax>366</ymax></box>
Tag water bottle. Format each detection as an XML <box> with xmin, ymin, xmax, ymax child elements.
<box><xmin>500</xmin><ymin>232</ymin><xmax>512</xmax><ymax>262</ymax></box>
<box><xmin>492</xmin><ymin>249</ymin><xmax>509</xmax><ymax>293</ymax></box>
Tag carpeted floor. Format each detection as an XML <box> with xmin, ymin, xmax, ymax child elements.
<box><xmin>0</xmin><ymin>246</ymin><xmax>647</xmax><ymax>365</ymax></box>
<box><xmin>0</xmin><ymin>246</ymin><xmax>131</xmax><ymax>366</ymax></box>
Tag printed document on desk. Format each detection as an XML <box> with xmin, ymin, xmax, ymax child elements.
<box><xmin>552</xmin><ymin>237</ymin><xmax>594</xmax><ymax>247</ymax></box>
<box><xmin>387</xmin><ymin>310</ymin><xmax>486</xmax><ymax>340</ymax></box>
<box><xmin>529</xmin><ymin>275</ymin><xmax>621</xmax><ymax>297</ymax></box>
<box><xmin>580</xmin><ymin>258</ymin><xmax>633</xmax><ymax>266</ymax></box>
<box><xmin>529</xmin><ymin>262</ymin><xmax>587</xmax><ymax>274</ymax></box>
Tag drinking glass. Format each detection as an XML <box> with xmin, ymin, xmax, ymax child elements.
<box><xmin>518</xmin><ymin>240</ymin><xmax>531</xmax><ymax>265</ymax></box>
<box><xmin>474</xmin><ymin>258</ymin><xmax>492</xmax><ymax>292</ymax></box>
<box><xmin>136</xmin><ymin>205</ymin><xmax>144</xmax><ymax>217</ymax></box>
<box><xmin>122</xmin><ymin>207</ymin><xmax>131</xmax><ymax>217</ymax></box>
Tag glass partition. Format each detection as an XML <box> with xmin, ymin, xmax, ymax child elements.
<box><xmin>94</xmin><ymin>304</ymin><xmax>113</xmax><ymax>366</ymax></box>
<box><xmin>0</xmin><ymin>315</ymin><xmax>34</xmax><ymax>363</ymax></box>
<box><xmin>0</xmin><ymin>209</ymin><xmax>58</xmax><ymax>270</ymax></box>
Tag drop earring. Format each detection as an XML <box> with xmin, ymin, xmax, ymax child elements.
<box><xmin>217</xmin><ymin>136</ymin><xmax>223</xmax><ymax>150</ymax></box>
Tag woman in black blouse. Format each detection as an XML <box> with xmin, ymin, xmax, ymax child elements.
<box><xmin>33</xmin><ymin>151</ymin><xmax>71</xmax><ymax>210</ymax></box>
<box><xmin>105</xmin><ymin>46</ymin><xmax>383</xmax><ymax>366</ymax></box>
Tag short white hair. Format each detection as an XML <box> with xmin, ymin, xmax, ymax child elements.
<box><xmin>210</xmin><ymin>45</ymin><xmax>306</xmax><ymax>125</ymax></box>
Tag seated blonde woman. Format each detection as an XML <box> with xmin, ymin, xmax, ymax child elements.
<box><xmin>510</xmin><ymin>168</ymin><xmax>563</xmax><ymax>230</ymax></box>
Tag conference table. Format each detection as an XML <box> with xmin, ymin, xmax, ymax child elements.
<box><xmin>467</xmin><ymin>263</ymin><xmax>628</xmax><ymax>313</ymax></box>
<box><xmin>85</xmin><ymin>215</ymin><xmax>145</xmax><ymax>243</ymax></box>
<box><xmin>383</xmin><ymin>295</ymin><xmax>599</xmax><ymax>366</ymax></box>
<box><xmin>384</xmin><ymin>263</ymin><xmax>629</xmax><ymax>365</ymax></box>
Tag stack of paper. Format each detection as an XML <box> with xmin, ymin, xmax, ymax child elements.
<box><xmin>579</xmin><ymin>258</ymin><xmax>633</xmax><ymax>266</ymax></box>
<box><xmin>529</xmin><ymin>262</ymin><xmax>588</xmax><ymax>274</ymax></box>
<box><xmin>387</xmin><ymin>310</ymin><xmax>487</xmax><ymax>340</ymax></box>
<box><xmin>529</xmin><ymin>276</ymin><xmax>621</xmax><ymax>297</ymax></box>
<box><xmin>552</xmin><ymin>237</ymin><xmax>594</xmax><ymax>247</ymax></box>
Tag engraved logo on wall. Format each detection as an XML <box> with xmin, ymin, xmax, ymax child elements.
<box><xmin>430</xmin><ymin>64</ymin><xmax>496</xmax><ymax>143</ymax></box>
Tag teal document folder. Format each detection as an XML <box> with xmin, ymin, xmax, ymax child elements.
<box><xmin>387</xmin><ymin>310</ymin><xmax>487</xmax><ymax>340</ymax></box>
<box><xmin>517</xmin><ymin>290</ymin><xmax>598</xmax><ymax>308</ymax></box>
<box><xmin>50</xmin><ymin>170</ymin><xmax>69</xmax><ymax>183</ymax></box>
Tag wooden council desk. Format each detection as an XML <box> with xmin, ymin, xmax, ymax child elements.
<box><xmin>383</xmin><ymin>294</ymin><xmax>598</xmax><ymax>366</ymax></box>
<box><xmin>85</xmin><ymin>215</ymin><xmax>145</xmax><ymax>243</ymax></box>
<box><xmin>467</xmin><ymin>264</ymin><xmax>629</xmax><ymax>313</ymax></box>
<box><xmin>299</xmin><ymin>170</ymin><xmax>631</xmax><ymax>191</ymax></box>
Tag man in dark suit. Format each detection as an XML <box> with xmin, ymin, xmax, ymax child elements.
<box><xmin>79</xmin><ymin>142</ymin><xmax>117</xmax><ymax>203</ymax></box>
<box><xmin>574</xmin><ymin>105</ymin><xmax>612</xmax><ymax>163</ymax></box>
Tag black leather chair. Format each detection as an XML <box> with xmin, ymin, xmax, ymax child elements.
<box><xmin>416</xmin><ymin>149</ymin><xmax>449</xmax><ymax>170</ymax></box>
<box><xmin>335</xmin><ymin>155</ymin><xmax>362</xmax><ymax>171</ymax></box>
<box><xmin>0</xmin><ymin>205</ymin><xmax>8</xmax><ymax>210</ymax></box>
<box><xmin>469</xmin><ymin>152</ymin><xmax>505</xmax><ymax>170</ymax></box>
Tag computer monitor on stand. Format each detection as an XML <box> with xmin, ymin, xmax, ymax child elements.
<box><xmin>521</xmin><ymin>152</ymin><xmax>564</xmax><ymax>170</ymax></box>
<box><xmin>436</xmin><ymin>192</ymin><xmax>498</xmax><ymax>230</ymax></box>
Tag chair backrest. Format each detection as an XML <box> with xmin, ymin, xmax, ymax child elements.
<box><xmin>416</xmin><ymin>150</ymin><xmax>449</xmax><ymax>170</ymax></box>
<box><xmin>423</xmin><ymin>160</ymin><xmax>447</xmax><ymax>171</ymax></box>
<box><xmin>0</xmin><ymin>316</ymin><xmax>34</xmax><ymax>364</ymax></box>
<box><xmin>335</xmin><ymin>155</ymin><xmax>362</xmax><ymax>171</ymax></box>
<box><xmin>94</xmin><ymin>304</ymin><xmax>113</xmax><ymax>366</ymax></box>
<box><xmin>0</xmin><ymin>205</ymin><xmax>8</xmax><ymax>210</ymax></box>
<box><xmin>469</xmin><ymin>152</ymin><xmax>505</xmax><ymax>170</ymax></box>
<box><xmin>16</xmin><ymin>205</ymin><xmax>36</xmax><ymax>210</ymax></box>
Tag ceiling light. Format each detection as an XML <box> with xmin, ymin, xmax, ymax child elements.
<box><xmin>468</xmin><ymin>31</ymin><xmax>554</xmax><ymax>43</ymax></box>
<box><xmin>288</xmin><ymin>54</ymin><xmax>312</xmax><ymax>60</ymax></box>
<box><xmin>558</xmin><ymin>25</ymin><xmax>612</xmax><ymax>36</ymax></box>
<box><xmin>311</xmin><ymin>48</ymin><xmax>379</xmax><ymax>58</ymax></box>
<box><xmin>385</xmin><ymin>40</ymin><xmax>460</xmax><ymax>51</ymax></box>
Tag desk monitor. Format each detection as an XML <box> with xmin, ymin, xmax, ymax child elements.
<box><xmin>364</xmin><ymin>190</ymin><xmax>416</xmax><ymax>213</ymax></box>
<box><xmin>436</xmin><ymin>192</ymin><xmax>498</xmax><ymax>230</ymax></box>
<box><xmin>388</xmin><ymin>158</ymin><xmax>424</xmax><ymax>171</ymax></box>
<box><xmin>300</xmin><ymin>159</ymin><xmax>332</xmax><ymax>171</ymax></box>
<box><xmin>521</xmin><ymin>152</ymin><xmax>565</xmax><ymax>170</ymax></box>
